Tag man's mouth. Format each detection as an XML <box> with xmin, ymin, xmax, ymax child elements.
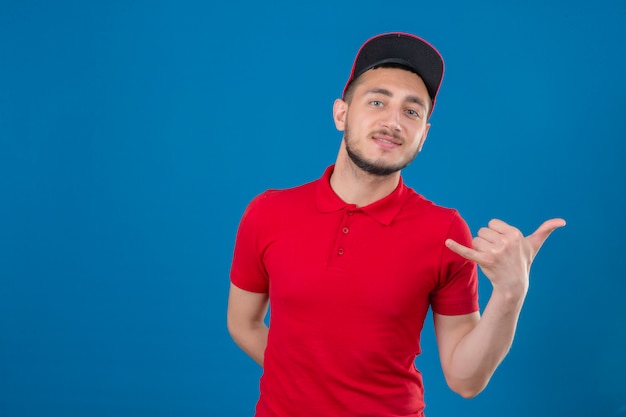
<box><xmin>376</xmin><ymin>137</ymin><xmax>400</xmax><ymax>145</ymax></box>
<box><xmin>373</xmin><ymin>131</ymin><xmax>402</xmax><ymax>146</ymax></box>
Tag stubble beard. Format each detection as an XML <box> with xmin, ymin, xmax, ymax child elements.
<box><xmin>343</xmin><ymin>123</ymin><xmax>419</xmax><ymax>177</ymax></box>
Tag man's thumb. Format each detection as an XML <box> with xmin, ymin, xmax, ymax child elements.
<box><xmin>527</xmin><ymin>218</ymin><xmax>566</xmax><ymax>254</ymax></box>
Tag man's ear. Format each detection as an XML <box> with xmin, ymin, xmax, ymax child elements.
<box><xmin>333</xmin><ymin>98</ymin><xmax>348</xmax><ymax>131</ymax></box>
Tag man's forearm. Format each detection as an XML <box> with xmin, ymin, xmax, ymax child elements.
<box><xmin>446</xmin><ymin>289</ymin><xmax>526</xmax><ymax>397</ymax></box>
<box><xmin>228</xmin><ymin>321</ymin><xmax>269</xmax><ymax>367</ymax></box>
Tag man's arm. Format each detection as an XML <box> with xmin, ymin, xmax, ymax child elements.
<box><xmin>434</xmin><ymin>218</ymin><xmax>565</xmax><ymax>398</ymax></box>
<box><xmin>226</xmin><ymin>282</ymin><xmax>269</xmax><ymax>367</ymax></box>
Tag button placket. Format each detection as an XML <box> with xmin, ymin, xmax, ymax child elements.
<box><xmin>327</xmin><ymin>208</ymin><xmax>357</xmax><ymax>268</ymax></box>
<box><xmin>337</xmin><ymin>208</ymin><xmax>356</xmax><ymax>257</ymax></box>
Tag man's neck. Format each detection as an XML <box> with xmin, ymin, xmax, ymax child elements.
<box><xmin>330</xmin><ymin>153</ymin><xmax>401</xmax><ymax>208</ymax></box>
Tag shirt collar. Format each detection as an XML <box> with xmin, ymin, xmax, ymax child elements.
<box><xmin>316</xmin><ymin>165</ymin><xmax>407</xmax><ymax>225</ymax></box>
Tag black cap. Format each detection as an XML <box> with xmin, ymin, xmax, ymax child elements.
<box><xmin>342</xmin><ymin>32</ymin><xmax>445</xmax><ymax>113</ymax></box>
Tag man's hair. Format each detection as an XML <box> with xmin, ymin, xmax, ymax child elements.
<box><xmin>342</xmin><ymin>63</ymin><xmax>432</xmax><ymax>114</ymax></box>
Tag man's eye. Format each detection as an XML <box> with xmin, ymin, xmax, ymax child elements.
<box><xmin>406</xmin><ymin>109</ymin><xmax>421</xmax><ymax>118</ymax></box>
<box><xmin>370</xmin><ymin>100</ymin><xmax>383</xmax><ymax>107</ymax></box>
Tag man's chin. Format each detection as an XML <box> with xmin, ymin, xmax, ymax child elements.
<box><xmin>351</xmin><ymin>157</ymin><xmax>404</xmax><ymax>177</ymax></box>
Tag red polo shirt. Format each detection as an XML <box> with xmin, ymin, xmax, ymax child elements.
<box><xmin>230</xmin><ymin>165</ymin><xmax>478</xmax><ymax>417</ymax></box>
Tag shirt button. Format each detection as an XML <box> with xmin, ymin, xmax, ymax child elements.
<box><xmin>347</xmin><ymin>210</ymin><xmax>354</xmax><ymax>216</ymax></box>
<box><xmin>342</xmin><ymin>227</ymin><xmax>349</xmax><ymax>234</ymax></box>
<box><xmin>338</xmin><ymin>248</ymin><xmax>344</xmax><ymax>255</ymax></box>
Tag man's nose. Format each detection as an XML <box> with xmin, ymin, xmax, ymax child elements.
<box><xmin>382</xmin><ymin>107</ymin><xmax>402</xmax><ymax>131</ymax></box>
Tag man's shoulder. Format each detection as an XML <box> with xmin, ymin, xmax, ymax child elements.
<box><xmin>401</xmin><ymin>185</ymin><xmax>465</xmax><ymax>226</ymax></box>
<box><xmin>403</xmin><ymin>186</ymin><xmax>457</xmax><ymax>213</ymax></box>
<box><xmin>251</xmin><ymin>176</ymin><xmax>320</xmax><ymax>209</ymax></box>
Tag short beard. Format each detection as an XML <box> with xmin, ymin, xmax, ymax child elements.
<box><xmin>344</xmin><ymin>125</ymin><xmax>418</xmax><ymax>177</ymax></box>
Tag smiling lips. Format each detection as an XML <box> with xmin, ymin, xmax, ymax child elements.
<box><xmin>372</xmin><ymin>130</ymin><xmax>402</xmax><ymax>148</ymax></box>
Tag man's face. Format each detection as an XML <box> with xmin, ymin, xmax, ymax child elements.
<box><xmin>334</xmin><ymin>67</ymin><xmax>431</xmax><ymax>176</ymax></box>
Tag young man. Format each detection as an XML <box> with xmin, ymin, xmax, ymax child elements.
<box><xmin>227</xmin><ymin>32</ymin><xmax>565</xmax><ymax>417</ymax></box>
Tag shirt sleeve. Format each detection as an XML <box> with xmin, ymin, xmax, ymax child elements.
<box><xmin>230</xmin><ymin>192</ymin><xmax>270</xmax><ymax>293</ymax></box>
<box><xmin>430</xmin><ymin>211</ymin><xmax>479</xmax><ymax>315</ymax></box>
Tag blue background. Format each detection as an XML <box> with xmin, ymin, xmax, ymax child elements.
<box><xmin>1</xmin><ymin>1</ymin><xmax>625</xmax><ymax>416</ymax></box>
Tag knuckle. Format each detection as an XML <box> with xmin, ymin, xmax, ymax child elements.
<box><xmin>482</xmin><ymin>254</ymin><xmax>495</xmax><ymax>266</ymax></box>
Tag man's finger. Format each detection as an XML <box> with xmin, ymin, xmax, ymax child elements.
<box><xmin>487</xmin><ymin>218</ymin><xmax>510</xmax><ymax>232</ymax></box>
<box><xmin>477</xmin><ymin>226</ymin><xmax>501</xmax><ymax>244</ymax></box>
<box><xmin>445</xmin><ymin>238</ymin><xmax>478</xmax><ymax>262</ymax></box>
<box><xmin>526</xmin><ymin>218</ymin><xmax>566</xmax><ymax>254</ymax></box>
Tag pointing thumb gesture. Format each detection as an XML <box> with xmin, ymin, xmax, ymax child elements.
<box><xmin>526</xmin><ymin>218</ymin><xmax>567</xmax><ymax>262</ymax></box>
<box><xmin>445</xmin><ymin>218</ymin><xmax>566</xmax><ymax>293</ymax></box>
